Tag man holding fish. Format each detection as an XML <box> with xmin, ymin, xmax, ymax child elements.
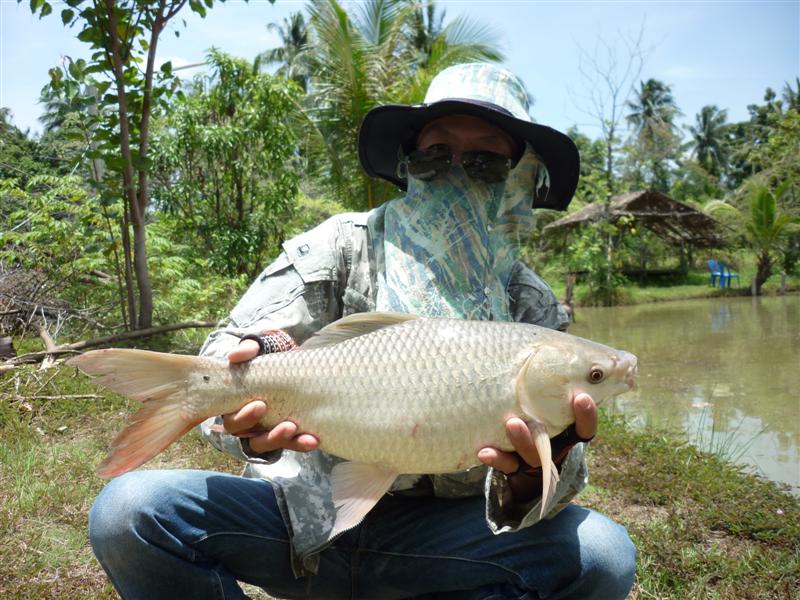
<box><xmin>87</xmin><ymin>63</ymin><xmax>637</xmax><ymax>598</ymax></box>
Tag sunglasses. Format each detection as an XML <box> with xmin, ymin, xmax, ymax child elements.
<box><xmin>398</xmin><ymin>144</ymin><xmax>515</xmax><ymax>184</ymax></box>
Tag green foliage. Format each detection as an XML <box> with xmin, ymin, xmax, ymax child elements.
<box><xmin>0</xmin><ymin>176</ymin><xmax>117</xmax><ymax>305</ymax></box>
<box><xmin>150</xmin><ymin>49</ymin><xmax>301</xmax><ymax>279</ymax></box>
<box><xmin>686</xmin><ymin>104</ymin><xmax>730</xmax><ymax>179</ymax></box>
<box><xmin>706</xmin><ymin>182</ymin><xmax>799</xmax><ymax>295</ymax></box>
<box><xmin>563</xmin><ymin>217</ymin><xmax>628</xmax><ymax>306</ymax></box>
<box><xmin>299</xmin><ymin>0</ymin><xmax>503</xmax><ymax>210</ymax></box>
<box><xmin>567</xmin><ymin>127</ymin><xmax>610</xmax><ymax>204</ymax></box>
<box><xmin>145</xmin><ymin>218</ymin><xmax>248</xmax><ymax>325</ymax></box>
<box><xmin>670</xmin><ymin>159</ymin><xmax>724</xmax><ymax>204</ymax></box>
<box><xmin>623</xmin><ymin>78</ymin><xmax>682</xmax><ymax>192</ymax></box>
<box><xmin>0</xmin><ymin>111</ymin><xmax>63</xmax><ymax>184</ymax></box>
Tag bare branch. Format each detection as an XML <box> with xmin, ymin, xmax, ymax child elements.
<box><xmin>6</xmin><ymin>320</ymin><xmax>219</xmax><ymax>365</ymax></box>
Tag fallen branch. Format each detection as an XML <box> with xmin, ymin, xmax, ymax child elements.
<box><xmin>5</xmin><ymin>320</ymin><xmax>219</xmax><ymax>365</ymax></box>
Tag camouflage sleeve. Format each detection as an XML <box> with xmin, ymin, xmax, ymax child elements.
<box><xmin>197</xmin><ymin>216</ymin><xmax>349</xmax><ymax>463</ymax></box>
<box><xmin>508</xmin><ymin>261</ymin><xmax>570</xmax><ymax>332</ymax></box>
<box><xmin>484</xmin><ymin>444</ymin><xmax>588</xmax><ymax>533</ymax></box>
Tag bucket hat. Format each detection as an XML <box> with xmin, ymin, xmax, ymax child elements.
<box><xmin>358</xmin><ymin>63</ymin><xmax>579</xmax><ymax>211</ymax></box>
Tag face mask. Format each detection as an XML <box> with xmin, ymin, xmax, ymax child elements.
<box><xmin>376</xmin><ymin>145</ymin><xmax>542</xmax><ymax>320</ymax></box>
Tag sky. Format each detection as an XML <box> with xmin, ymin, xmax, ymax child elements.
<box><xmin>1</xmin><ymin>0</ymin><xmax>798</xmax><ymax>141</ymax></box>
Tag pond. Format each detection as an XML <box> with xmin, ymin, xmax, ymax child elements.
<box><xmin>570</xmin><ymin>295</ymin><xmax>800</xmax><ymax>495</ymax></box>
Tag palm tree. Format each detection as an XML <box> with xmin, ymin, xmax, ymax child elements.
<box><xmin>707</xmin><ymin>182</ymin><xmax>799</xmax><ymax>295</ymax></box>
<box><xmin>745</xmin><ymin>183</ymin><xmax>798</xmax><ymax>295</ymax></box>
<box><xmin>626</xmin><ymin>78</ymin><xmax>681</xmax><ymax>142</ymax></box>
<box><xmin>687</xmin><ymin>105</ymin><xmax>729</xmax><ymax>178</ymax></box>
<box><xmin>301</xmin><ymin>0</ymin><xmax>504</xmax><ymax>210</ymax></box>
<box><xmin>625</xmin><ymin>78</ymin><xmax>681</xmax><ymax>190</ymax></box>
<box><xmin>259</xmin><ymin>11</ymin><xmax>309</xmax><ymax>91</ymax></box>
<box><xmin>782</xmin><ymin>77</ymin><xmax>800</xmax><ymax>112</ymax></box>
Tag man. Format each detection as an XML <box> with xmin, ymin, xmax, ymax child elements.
<box><xmin>89</xmin><ymin>63</ymin><xmax>636</xmax><ymax>599</ymax></box>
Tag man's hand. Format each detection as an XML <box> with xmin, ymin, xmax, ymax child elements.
<box><xmin>477</xmin><ymin>393</ymin><xmax>597</xmax><ymax>475</ymax></box>
<box><xmin>223</xmin><ymin>336</ymin><xmax>319</xmax><ymax>455</ymax></box>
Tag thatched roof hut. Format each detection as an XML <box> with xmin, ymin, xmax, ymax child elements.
<box><xmin>544</xmin><ymin>190</ymin><xmax>725</xmax><ymax>248</ymax></box>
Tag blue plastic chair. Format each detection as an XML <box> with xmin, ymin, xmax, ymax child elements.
<box><xmin>707</xmin><ymin>259</ymin><xmax>723</xmax><ymax>287</ymax></box>
<box><xmin>719</xmin><ymin>261</ymin><xmax>740</xmax><ymax>288</ymax></box>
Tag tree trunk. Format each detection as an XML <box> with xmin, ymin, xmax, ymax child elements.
<box><xmin>105</xmin><ymin>0</ymin><xmax>147</xmax><ymax>328</ymax></box>
<box><xmin>753</xmin><ymin>252</ymin><xmax>772</xmax><ymax>296</ymax></box>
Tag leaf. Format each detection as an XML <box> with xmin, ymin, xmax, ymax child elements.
<box><xmin>61</xmin><ymin>8</ymin><xmax>74</xmax><ymax>24</ymax></box>
<box><xmin>68</xmin><ymin>60</ymin><xmax>83</xmax><ymax>80</ymax></box>
<box><xmin>30</xmin><ymin>0</ymin><xmax>44</xmax><ymax>14</ymax></box>
<box><xmin>39</xmin><ymin>2</ymin><xmax>52</xmax><ymax>17</ymax></box>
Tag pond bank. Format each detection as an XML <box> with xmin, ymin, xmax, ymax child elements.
<box><xmin>584</xmin><ymin>411</ymin><xmax>799</xmax><ymax>599</ymax></box>
<box><xmin>1</xmin><ymin>365</ymin><xmax>798</xmax><ymax>598</ymax></box>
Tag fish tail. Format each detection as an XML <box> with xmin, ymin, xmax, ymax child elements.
<box><xmin>529</xmin><ymin>419</ymin><xmax>560</xmax><ymax>520</ymax></box>
<box><xmin>68</xmin><ymin>349</ymin><xmax>204</xmax><ymax>477</ymax></box>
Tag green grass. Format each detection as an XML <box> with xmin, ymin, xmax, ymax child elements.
<box><xmin>2</xmin><ymin>362</ymin><xmax>798</xmax><ymax>598</ymax></box>
<box><xmin>583</xmin><ymin>412</ymin><xmax>799</xmax><ymax>599</ymax></box>
<box><xmin>0</xmin><ymin>364</ymin><xmax>241</xmax><ymax>598</ymax></box>
<box><xmin>544</xmin><ymin>264</ymin><xmax>800</xmax><ymax>307</ymax></box>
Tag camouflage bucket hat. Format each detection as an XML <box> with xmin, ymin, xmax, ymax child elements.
<box><xmin>358</xmin><ymin>62</ymin><xmax>580</xmax><ymax>211</ymax></box>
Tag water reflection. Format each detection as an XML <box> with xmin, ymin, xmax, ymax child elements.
<box><xmin>571</xmin><ymin>295</ymin><xmax>800</xmax><ymax>495</ymax></box>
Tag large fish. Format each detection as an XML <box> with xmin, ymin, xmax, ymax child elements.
<box><xmin>69</xmin><ymin>312</ymin><xmax>637</xmax><ymax>534</ymax></box>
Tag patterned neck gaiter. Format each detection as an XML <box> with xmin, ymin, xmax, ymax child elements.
<box><xmin>376</xmin><ymin>146</ymin><xmax>543</xmax><ymax>320</ymax></box>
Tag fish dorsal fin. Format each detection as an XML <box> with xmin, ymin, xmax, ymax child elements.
<box><xmin>300</xmin><ymin>311</ymin><xmax>418</xmax><ymax>350</ymax></box>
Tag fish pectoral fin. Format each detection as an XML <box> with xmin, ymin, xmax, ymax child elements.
<box><xmin>300</xmin><ymin>312</ymin><xmax>418</xmax><ymax>350</ymax></box>
<box><xmin>330</xmin><ymin>462</ymin><xmax>398</xmax><ymax>537</ymax></box>
<box><xmin>528</xmin><ymin>419</ymin><xmax>561</xmax><ymax>520</ymax></box>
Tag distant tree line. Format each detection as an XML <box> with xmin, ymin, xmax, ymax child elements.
<box><xmin>2</xmin><ymin>0</ymin><xmax>798</xmax><ymax>338</ymax></box>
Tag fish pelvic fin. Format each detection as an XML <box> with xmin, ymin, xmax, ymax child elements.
<box><xmin>67</xmin><ymin>349</ymin><xmax>202</xmax><ymax>477</ymax></box>
<box><xmin>528</xmin><ymin>418</ymin><xmax>560</xmax><ymax>520</ymax></box>
<box><xmin>329</xmin><ymin>462</ymin><xmax>398</xmax><ymax>538</ymax></box>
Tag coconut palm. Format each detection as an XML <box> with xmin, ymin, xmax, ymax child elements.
<box><xmin>782</xmin><ymin>77</ymin><xmax>800</xmax><ymax>112</ymax></box>
<box><xmin>626</xmin><ymin>78</ymin><xmax>681</xmax><ymax>143</ymax></box>
<box><xmin>707</xmin><ymin>182</ymin><xmax>799</xmax><ymax>295</ymax></box>
<box><xmin>687</xmin><ymin>105</ymin><xmax>729</xmax><ymax>178</ymax></box>
<box><xmin>259</xmin><ymin>11</ymin><xmax>309</xmax><ymax>91</ymax></box>
<box><xmin>301</xmin><ymin>0</ymin><xmax>503</xmax><ymax>209</ymax></box>
<box><xmin>625</xmin><ymin>78</ymin><xmax>681</xmax><ymax>190</ymax></box>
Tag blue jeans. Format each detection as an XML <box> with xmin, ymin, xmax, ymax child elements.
<box><xmin>89</xmin><ymin>470</ymin><xmax>635</xmax><ymax>599</ymax></box>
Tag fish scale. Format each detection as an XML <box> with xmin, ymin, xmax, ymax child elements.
<box><xmin>211</xmin><ymin>319</ymin><xmax>539</xmax><ymax>474</ymax></box>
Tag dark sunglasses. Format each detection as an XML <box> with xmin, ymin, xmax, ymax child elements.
<box><xmin>398</xmin><ymin>144</ymin><xmax>514</xmax><ymax>184</ymax></box>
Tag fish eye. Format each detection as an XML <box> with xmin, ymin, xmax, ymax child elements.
<box><xmin>588</xmin><ymin>368</ymin><xmax>605</xmax><ymax>384</ymax></box>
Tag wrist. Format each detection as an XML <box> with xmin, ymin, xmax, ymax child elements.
<box><xmin>240</xmin><ymin>330</ymin><xmax>296</xmax><ymax>355</ymax></box>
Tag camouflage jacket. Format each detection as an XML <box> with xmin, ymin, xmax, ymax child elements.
<box><xmin>198</xmin><ymin>207</ymin><xmax>588</xmax><ymax>576</ymax></box>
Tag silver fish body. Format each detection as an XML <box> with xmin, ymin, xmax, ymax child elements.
<box><xmin>70</xmin><ymin>312</ymin><xmax>638</xmax><ymax>528</ymax></box>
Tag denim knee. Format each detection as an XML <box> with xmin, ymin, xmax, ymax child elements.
<box><xmin>89</xmin><ymin>471</ymin><xmax>171</xmax><ymax>559</ymax></box>
<box><xmin>577</xmin><ymin>511</ymin><xmax>636</xmax><ymax>598</ymax></box>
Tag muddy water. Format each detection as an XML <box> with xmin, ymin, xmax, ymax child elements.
<box><xmin>570</xmin><ymin>295</ymin><xmax>800</xmax><ymax>494</ymax></box>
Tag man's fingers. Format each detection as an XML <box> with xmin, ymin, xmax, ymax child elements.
<box><xmin>249</xmin><ymin>423</ymin><xmax>320</xmax><ymax>454</ymax></box>
<box><xmin>228</xmin><ymin>339</ymin><xmax>261</xmax><ymax>364</ymax></box>
<box><xmin>477</xmin><ymin>447</ymin><xmax>519</xmax><ymax>475</ymax></box>
<box><xmin>477</xmin><ymin>417</ymin><xmax>544</xmax><ymax>474</ymax></box>
<box><xmin>223</xmin><ymin>400</ymin><xmax>267</xmax><ymax>435</ymax></box>
<box><xmin>573</xmin><ymin>393</ymin><xmax>598</xmax><ymax>440</ymax></box>
<box><xmin>506</xmin><ymin>417</ymin><xmax>542</xmax><ymax>469</ymax></box>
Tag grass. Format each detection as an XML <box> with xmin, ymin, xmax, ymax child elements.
<box><xmin>1</xmin><ymin>350</ymin><xmax>798</xmax><ymax>598</ymax></box>
<box><xmin>585</xmin><ymin>412</ymin><xmax>799</xmax><ymax>599</ymax></box>
<box><xmin>544</xmin><ymin>262</ymin><xmax>800</xmax><ymax>307</ymax></box>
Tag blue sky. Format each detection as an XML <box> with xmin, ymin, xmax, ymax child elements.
<box><xmin>1</xmin><ymin>0</ymin><xmax>798</xmax><ymax>141</ymax></box>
